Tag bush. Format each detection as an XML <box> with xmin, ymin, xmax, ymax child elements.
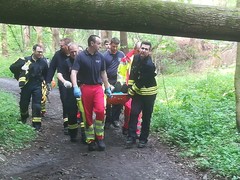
<box><xmin>0</xmin><ymin>91</ymin><xmax>36</xmax><ymax>152</ymax></box>
<box><xmin>152</xmin><ymin>69</ymin><xmax>240</xmax><ymax>179</ymax></box>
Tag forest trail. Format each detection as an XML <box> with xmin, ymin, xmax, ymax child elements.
<box><xmin>0</xmin><ymin>78</ymin><xmax>202</xmax><ymax>180</ymax></box>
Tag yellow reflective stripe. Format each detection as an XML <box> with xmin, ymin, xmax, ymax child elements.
<box><xmin>128</xmin><ymin>88</ymin><xmax>135</xmax><ymax>96</ymax></box>
<box><xmin>63</xmin><ymin>118</ymin><xmax>68</xmax><ymax>122</ymax></box>
<box><xmin>129</xmin><ymin>84</ymin><xmax>158</xmax><ymax>95</ymax></box>
<box><xmin>80</xmin><ymin>122</ymin><xmax>84</xmax><ymax>128</ymax></box>
<box><xmin>128</xmin><ymin>79</ymin><xmax>134</xmax><ymax>85</ymax></box>
<box><xmin>132</xmin><ymin>84</ymin><xmax>140</xmax><ymax>92</ymax></box>
<box><xmin>68</xmin><ymin>123</ymin><xmax>78</xmax><ymax>130</ymax></box>
<box><xmin>85</xmin><ymin>125</ymin><xmax>95</xmax><ymax>143</ymax></box>
<box><xmin>95</xmin><ymin>120</ymin><xmax>104</xmax><ymax>136</ymax></box>
<box><xmin>19</xmin><ymin>77</ymin><xmax>26</xmax><ymax>81</ymax></box>
<box><xmin>32</xmin><ymin>117</ymin><xmax>41</xmax><ymax>122</ymax></box>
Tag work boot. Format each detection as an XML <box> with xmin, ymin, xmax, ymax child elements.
<box><xmin>125</xmin><ymin>136</ymin><xmax>136</xmax><ymax>149</ymax></box>
<box><xmin>104</xmin><ymin>122</ymin><xmax>111</xmax><ymax>129</ymax></box>
<box><xmin>69</xmin><ymin>128</ymin><xmax>78</xmax><ymax>143</ymax></box>
<box><xmin>122</xmin><ymin>127</ymin><xmax>128</xmax><ymax>135</ymax></box>
<box><xmin>112</xmin><ymin>121</ymin><xmax>120</xmax><ymax>128</ymax></box>
<box><xmin>97</xmin><ymin>140</ymin><xmax>106</xmax><ymax>151</ymax></box>
<box><xmin>80</xmin><ymin>127</ymin><xmax>87</xmax><ymax>144</ymax></box>
<box><xmin>21</xmin><ymin>113</ymin><xmax>29</xmax><ymax>124</ymax></box>
<box><xmin>88</xmin><ymin>141</ymin><xmax>96</xmax><ymax>151</ymax></box>
<box><xmin>32</xmin><ymin>122</ymin><xmax>41</xmax><ymax>131</ymax></box>
<box><xmin>63</xmin><ymin>121</ymin><xmax>69</xmax><ymax>135</ymax></box>
<box><xmin>138</xmin><ymin>140</ymin><xmax>147</xmax><ymax>148</ymax></box>
<box><xmin>70</xmin><ymin>137</ymin><xmax>77</xmax><ymax>142</ymax></box>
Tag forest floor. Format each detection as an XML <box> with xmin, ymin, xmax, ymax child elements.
<box><xmin>0</xmin><ymin>78</ymin><xmax>204</xmax><ymax>180</ymax></box>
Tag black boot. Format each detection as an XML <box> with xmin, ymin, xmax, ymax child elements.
<box><xmin>69</xmin><ymin>128</ymin><xmax>78</xmax><ymax>142</ymax></box>
<box><xmin>32</xmin><ymin>122</ymin><xmax>41</xmax><ymax>131</ymax></box>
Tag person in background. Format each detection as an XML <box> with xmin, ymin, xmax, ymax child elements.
<box><xmin>100</xmin><ymin>39</ymin><xmax>110</xmax><ymax>53</ymax></box>
<box><xmin>57</xmin><ymin>43</ymin><xmax>80</xmax><ymax>142</ymax></box>
<box><xmin>10</xmin><ymin>44</ymin><xmax>48</xmax><ymax>131</ymax></box>
<box><xmin>46</xmin><ymin>37</ymin><xmax>72</xmax><ymax>135</ymax></box>
<box><xmin>71</xmin><ymin>35</ymin><xmax>112</xmax><ymax>151</ymax></box>
<box><xmin>126</xmin><ymin>41</ymin><xmax>158</xmax><ymax>148</ymax></box>
<box><xmin>103</xmin><ymin>37</ymin><xmax>125</xmax><ymax>129</ymax></box>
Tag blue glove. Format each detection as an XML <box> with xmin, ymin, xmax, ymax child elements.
<box><xmin>105</xmin><ymin>88</ymin><xmax>113</xmax><ymax>98</ymax></box>
<box><xmin>73</xmin><ymin>86</ymin><xmax>81</xmax><ymax>98</ymax></box>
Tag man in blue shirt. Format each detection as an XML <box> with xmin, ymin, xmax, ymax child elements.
<box><xmin>103</xmin><ymin>37</ymin><xmax>125</xmax><ymax>129</ymax></box>
<box><xmin>71</xmin><ymin>35</ymin><xmax>112</xmax><ymax>151</ymax></box>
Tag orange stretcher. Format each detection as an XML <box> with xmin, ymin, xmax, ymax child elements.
<box><xmin>107</xmin><ymin>93</ymin><xmax>130</xmax><ymax>105</ymax></box>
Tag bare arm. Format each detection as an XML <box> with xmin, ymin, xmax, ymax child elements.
<box><xmin>71</xmin><ymin>70</ymin><xmax>78</xmax><ymax>87</ymax></box>
<box><xmin>57</xmin><ymin>73</ymin><xmax>66</xmax><ymax>84</ymax></box>
<box><xmin>101</xmin><ymin>70</ymin><xmax>110</xmax><ymax>89</ymax></box>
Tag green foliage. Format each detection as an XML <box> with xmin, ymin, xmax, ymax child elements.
<box><xmin>0</xmin><ymin>91</ymin><xmax>36</xmax><ymax>152</ymax></box>
<box><xmin>0</xmin><ymin>55</ymin><xmax>22</xmax><ymax>78</ymax></box>
<box><xmin>152</xmin><ymin>69</ymin><xmax>240</xmax><ymax>179</ymax></box>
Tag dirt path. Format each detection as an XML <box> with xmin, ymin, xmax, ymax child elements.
<box><xmin>0</xmin><ymin>78</ymin><xmax>202</xmax><ymax>180</ymax></box>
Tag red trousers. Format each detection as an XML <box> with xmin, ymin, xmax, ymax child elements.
<box><xmin>123</xmin><ymin>98</ymin><xmax>142</xmax><ymax>135</ymax></box>
<box><xmin>81</xmin><ymin>84</ymin><xmax>105</xmax><ymax>140</ymax></box>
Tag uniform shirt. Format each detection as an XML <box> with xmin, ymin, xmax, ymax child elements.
<box><xmin>46</xmin><ymin>50</ymin><xmax>69</xmax><ymax>84</ymax></box>
<box><xmin>128</xmin><ymin>54</ymin><xmax>157</xmax><ymax>96</ymax></box>
<box><xmin>103</xmin><ymin>50</ymin><xmax>125</xmax><ymax>84</ymax></box>
<box><xmin>25</xmin><ymin>56</ymin><xmax>48</xmax><ymax>82</ymax></box>
<box><xmin>72</xmin><ymin>49</ymin><xmax>106</xmax><ymax>85</ymax></box>
<box><xmin>57</xmin><ymin>57</ymin><xmax>74</xmax><ymax>82</ymax></box>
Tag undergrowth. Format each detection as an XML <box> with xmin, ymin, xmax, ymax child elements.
<box><xmin>0</xmin><ymin>91</ymin><xmax>36</xmax><ymax>152</ymax></box>
<box><xmin>152</xmin><ymin>69</ymin><xmax>240</xmax><ymax>179</ymax></box>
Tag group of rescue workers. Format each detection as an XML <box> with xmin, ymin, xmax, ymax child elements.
<box><xmin>9</xmin><ymin>35</ymin><xmax>158</xmax><ymax>151</ymax></box>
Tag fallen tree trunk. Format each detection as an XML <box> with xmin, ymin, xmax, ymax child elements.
<box><xmin>0</xmin><ymin>1</ymin><xmax>240</xmax><ymax>41</ymax></box>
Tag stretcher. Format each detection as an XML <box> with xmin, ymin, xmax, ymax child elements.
<box><xmin>107</xmin><ymin>93</ymin><xmax>130</xmax><ymax>105</ymax></box>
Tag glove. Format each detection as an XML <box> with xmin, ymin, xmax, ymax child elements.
<box><xmin>105</xmin><ymin>87</ymin><xmax>113</xmax><ymax>98</ymax></box>
<box><xmin>73</xmin><ymin>86</ymin><xmax>81</xmax><ymax>98</ymax></box>
<box><xmin>64</xmin><ymin>81</ymin><xmax>72</xmax><ymax>88</ymax></box>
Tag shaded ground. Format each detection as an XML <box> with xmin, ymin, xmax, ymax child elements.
<box><xmin>0</xmin><ymin>78</ymin><xmax>202</xmax><ymax>180</ymax></box>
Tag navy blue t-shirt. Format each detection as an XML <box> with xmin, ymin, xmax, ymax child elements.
<box><xmin>72</xmin><ymin>50</ymin><xmax>106</xmax><ymax>85</ymax></box>
<box><xmin>103</xmin><ymin>50</ymin><xmax>125</xmax><ymax>84</ymax></box>
<box><xmin>57</xmin><ymin>57</ymin><xmax>74</xmax><ymax>82</ymax></box>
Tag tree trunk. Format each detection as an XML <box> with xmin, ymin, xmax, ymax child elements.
<box><xmin>120</xmin><ymin>31</ymin><xmax>128</xmax><ymax>54</ymax></box>
<box><xmin>101</xmin><ymin>30</ymin><xmax>112</xmax><ymax>41</ymax></box>
<box><xmin>234</xmin><ymin>0</ymin><xmax>240</xmax><ymax>132</ymax></box>
<box><xmin>23</xmin><ymin>25</ymin><xmax>30</xmax><ymax>50</ymax></box>
<box><xmin>35</xmin><ymin>26</ymin><xmax>43</xmax><ymax>44</ymax></box>
<box><xmin>1</xmin><ymin>24</ymin><xmax>8</xmax><ymax>56</ymax></box>
<box><xmin>0</xmin><ymin>1</ymin><xmax>240</xmax><ymax>42</ymax></box>
<box><xmin>64</xmin><ymin>28</ymin><xmax>75</xmax><ymax>40</ymax></box>
<box><xmin>52</xmin><ymin>28</ymin><xmax>60</xmax><ymax>52</ymax></box>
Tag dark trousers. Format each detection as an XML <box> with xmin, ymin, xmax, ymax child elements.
<box><xmin>128</xmin><ymin>94</ymin><xmax>156</xmax><ymax>141</ymax></box>
<box><xmin>105</xmin><ymin>104</ymin><xmax>123</xmax><ymax>123</ymax></box>
<box><xmin>20</xmin><ymin>81</ymin><xmax>42</xmax><ymax>122</ymax></box>
<box><xmin>66</xmin><ymin>88</ymin><xmax>78</xmax><ymax>138</ymax></box>
<box><xmin>59</xmin><ymin>84</ymin><xmax>68</xmax><ymax>119</ymax></box>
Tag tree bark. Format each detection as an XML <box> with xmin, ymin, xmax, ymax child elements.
<box><xmin>35</xmin><ymin>26</ymin><xmax>43</xmax><ymax>44</ymax></box>
<box><xmin>1</xmin><ymin>24</ymin><xmax>8</xmax><ymax>56</ymax></box>
<box><xmin>120</xmin><ymin>31</ymin><xmax>128</xmax><ymax>54</ymax></box>
<box><xmin>52</xmin><ymin>28</ymin><xmax>60</xmax><ymax>52</ymax></box>
<box><xmin>0</xmin><ymin>1</ymin><xmax>240</xmax><ymax>42</ymax></box>
<box><xmin>234</xmin><ymin>0</ymin><xmax>240</xmax><ymax>132</ymax></box>
<box><xmin>23</xmin><ymin>25</ymin><xmax>30</xmax><ymax>50</ymax></box>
